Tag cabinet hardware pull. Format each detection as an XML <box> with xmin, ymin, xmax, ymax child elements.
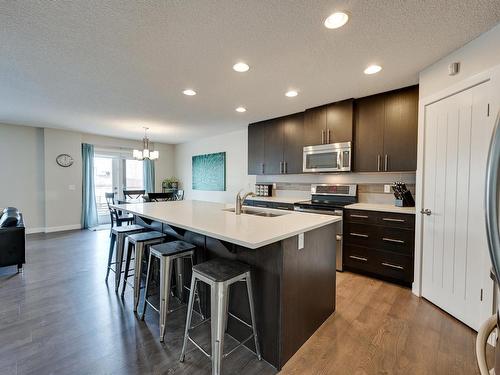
<box><xmin>255</xmin><ymin>204</ymin><xmax>268</xmax><ymax>208</ymax></box>
<box><xmin>384</xmin><ymin>154</ymin><xmax>388</xmax><ymax>171</ymax></box>
<box><xmin>284</xmin><ymin>161</ymin><xmax>287</xmax><ymax>174</ymax></box>
<box><xmin>261</xmin><ymin>163</ymin><xmax>265</xmax><ymax>174</ymax></box>
<box><xmin>381</xmin><ymin>262</ymin><xmax>404</xmax><ymax>270</ymax></box>
<box><xmin>382</xmin><ymin>218</ymin><xmax>405</xmax><ymax>223</ymax></box>
<box><xmin>280</xmin><ymin>161</ymin><xmax>283</xmax><ymax>174</ymax></box>
<box><xmin>382</xmin><ymin>237</ymin><xmax>405</xmax><ymax>244</ymax></box>
<box><xmin>327</xmin><ymin>129</ymin><xmax>331</xmax><ymax>143</ymax></box>
<box><xmin>351</xmin><ymin>214</ymin><xmax>369</xmax><ymax>219</ymax></box>
<box><xmin>321</xmin><ymin>130</ymin><xmax>325</xmax><ymax>144</ymax></box>
<box><xmin>350</xmin><ymin>232</ymin><xmax>368</xmax><ymax>238</ymax></box>
<box><xmin>349</xmin><ymin>255</ymin><xmax>368</xmax><ymax>262</ymax></box>
<box><xmin>276</xmin><ymin>206</ymin><xmax>289</xmax><ymax>210</ymax></box>
<box><xmin>377</xmin><ymin>155</ymin><xmax>381</xmax><ymax>172</ymax></box>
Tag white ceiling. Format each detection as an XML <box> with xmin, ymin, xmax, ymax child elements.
<box><xmin>1</xmin><ymin>1</ymin><xmax>499</xmax><ymax>144</ymax></box>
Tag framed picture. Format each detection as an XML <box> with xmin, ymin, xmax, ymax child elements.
<box><xmin>192</xmin><ymin>152</ymin><xmax>226</xmax><ymax>191</ymax></box>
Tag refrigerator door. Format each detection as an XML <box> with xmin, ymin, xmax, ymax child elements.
<box><xmin>486</xmin><ymin>111</ymin><xmax>500</xmax><ymax>280</ymax></box>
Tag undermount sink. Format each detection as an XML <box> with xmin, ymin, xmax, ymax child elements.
<box><xmin>223</xmin><ymin>207</ymin><xmax>289</xmax><ymax>217</ymax></box>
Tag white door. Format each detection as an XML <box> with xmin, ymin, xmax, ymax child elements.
<box><xmin>421</xmin><ymin>80</ymin><xmax>497</xmax><ymax>330</ymax></box>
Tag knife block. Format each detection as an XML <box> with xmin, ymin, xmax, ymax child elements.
<box><xmin>394</xmin><ymin>190</ymin><xmax>415</xmax><ymax>207</ymax></box>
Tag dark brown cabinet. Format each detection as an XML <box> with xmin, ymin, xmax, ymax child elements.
<box><xmin>343</xmin><ymin>209</ymin><xmax>415</xmax><ymax>286</ymax></box>
<box><xmin>304</xmin><ymin>99</ymin><xmax>353</xmax><ymax>146</ymax></box>
<box><xmin>354</xmin><ymin>85</ymin><xmax>418</xmax><ymax>172</ymax></box>
<box><xmin>248</xmin><ymin>113</ymin><xmax>304</xmax><ymax>175</ymax></box>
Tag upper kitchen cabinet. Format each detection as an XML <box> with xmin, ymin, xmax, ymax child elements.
<box><xmin>248</xmin><ymin>113</ymin><xmax>304</xmax><ymax>175</ymax></box>
<box><xmin>383</xmin><ymin>85</ymin><xmax>419</xmax><ymax>171</ymax></box>
<box><xmin>248</xmin><ymin>120</ymin><xmax>267</xmax><ymax>174</ymax></box>
<box><xmin>354</xmin><ymin>85</ymin><xmax>419</xmax><ymax>172</ymax></box>
<box><xmin>304</xmin><ymin>99</ymin><xmax>353</xmax><ymax>146</ymax></box>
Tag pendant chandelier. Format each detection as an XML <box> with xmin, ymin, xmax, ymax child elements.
<box><xmin>133</xmin><ymin>127</ymin><xmax>159</xmax><ymax>160</ymax></box>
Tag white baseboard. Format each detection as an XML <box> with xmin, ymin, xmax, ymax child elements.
<box><xmin>25</xmin><ymin>227</ymin><xmax>45</xmax><ymax>234</ymax></box>
<box><xmin>26</xmin><ymin>224</ymin><xmax>82</xmax><ymax>234</ymax></box>
<box><xmin>44</xmin><ymin>224</ymin><xmax>82</xmax><ymax>233</ymax></box>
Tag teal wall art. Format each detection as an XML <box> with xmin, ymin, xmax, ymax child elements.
<box><xmin>192</xmin><ymin>152</ymin><xmax>226</xmax><ymax>191</ymax></box>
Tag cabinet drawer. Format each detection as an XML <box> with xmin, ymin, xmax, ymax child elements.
<box><xmin>373</xmin><ymin>249</ymin><xmax>414</xmax><ymax>283</ymax></box>
<box><xmin>344</xmin><ymin>222</ymin><xmax>376</xmax><ymax>247</ymax></box>
<box><xmin>376</xmin><ymin>212</ymin><xmax>415</xmax><ymax>229</ymax></box>
<box><xmin>345</xmin><ymin>209</ymin><xmax>377</xmax><ymax>224</ymax></box>
<box><xmin>378</xmin><ymin>226</ymin><xmax>414</xmax><ymax>256</ymax></box>
<box><xmin>343</xmin><ymin>245</ymin><xmax>377</xmax><ymax>274</ymax></box>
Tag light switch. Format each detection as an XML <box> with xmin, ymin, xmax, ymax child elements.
<box><xmin>68</xmin><ymin>185</ymin><xmax>76</xmax><ymax>191</ymax></box>
<box><xmin>384</xmin><ymin>184</ymin><xmax>392</xmax><ymax>193</ymax></box>
<box><xmin>298</xmin><ymin>233</ymin><xmax>304</xmax><ymax>250</ymax></box>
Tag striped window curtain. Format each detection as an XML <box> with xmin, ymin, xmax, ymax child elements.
<box><xmin>81</xmin><ymin>143</ymin><xmax>98</xmax><ymax>229</ymax></box>
<box><xmin>143</xmin><ymin>159</ymin><xmax>155</xmax><ymax>193</ymax></box>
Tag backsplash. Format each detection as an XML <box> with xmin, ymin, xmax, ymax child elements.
<box><xmin>255</xmin><ymin>172</ymin><xmax>416</xmax><ymax>205</ymax></box>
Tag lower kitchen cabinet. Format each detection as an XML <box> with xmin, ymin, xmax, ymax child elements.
<box><xmin>343</xmin><ymin>209</ymin><xmax>415</xmax><ymax>286</ymax></box>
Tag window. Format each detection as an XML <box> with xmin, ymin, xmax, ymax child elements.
<box><xmin>125</xmin><ymin>159</ymin><xmax>144</xmax><ymax>190</ymax></box>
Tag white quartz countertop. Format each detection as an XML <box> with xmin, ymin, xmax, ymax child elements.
<box><xmin>244</xmin><ymin>196</ymin><xmax>308</xmax><ymax>204</ymax></box>
<box><xmin>112</xmin><ymin>200</ymin><xmax>340</xmax><ymax>249</ymax></box>
<box><xmin>345</xmin><ymin>203</ymin><xmax>416</xmax><ymax>215</ymax></box>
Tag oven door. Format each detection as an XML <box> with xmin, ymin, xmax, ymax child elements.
<box><xmin>303</xmin><ymin>142</ymin><xmax>351</xmax><ymax>173</ymax></box>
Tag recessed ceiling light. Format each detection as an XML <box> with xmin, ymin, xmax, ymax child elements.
<box><xmin>233</xmin><ymin>62</ymin><xmax>250</xmax><ymax>72</ymax></box>
<box><xmin>285</xmin><ymin>90</ymin><xmax>298</xmax><ymax>98</ymax></box>
<box><xmin>324</xmin><ymin>12</ymin><xmax>349</xmax><ymax>29</ymax></box>
<box><xmin>235</xmin><ymin>106</ymin><xmax>247</xmax><ymax>113</ymax></box>
<box><xmin>364</xmin><ymin>65</ymin><xmax>382</xmax><ymax>75</ymax></box>
<box><xmin>183</xmin><ymin>89</ymin><xmax>196</xmax><ymax>96</ymax></box>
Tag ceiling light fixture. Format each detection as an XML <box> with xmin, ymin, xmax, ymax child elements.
<box><xmin>183</xmin><ymin>89</ymin><xmax>196</xmax><ymax>96</ymax></box>
<box><xmin>324</xmin><ymin>12</ymin><xmax>349</xmax><ymax>29</ymax></box>
<box><xmin>233</xmin><ymin>62</ymin><xmax>250</xmax><ymax>72</ymax></box>
<box><xmin>285</xmin><ymin>90</ymin><xmax>298</xmax><ymax>97</ymax></box>
<box><xmin>133</xmin><ymin>127</ymin><xmax>159</xmax><ymax>160</ymax></box>
<box><xmin>364</xmin><ymin>65</ymin><xmax>382</xmax><ymax>75</ymax></box>
<box><xmin>235</xmin><ymin>106</ymin><xmax>247</xmax><ymax>113</ymax></box>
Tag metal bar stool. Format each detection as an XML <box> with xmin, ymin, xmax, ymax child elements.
<box><xmin>105</xmin><ymin>224</ymin><xmax>146</xmax><ymax>291</ymax></box>
<box><xmin>180</xmin><ymin>258</ymin><xmax>261</xmax><ymax>375</ymax></box>
<box><xmin>140</xmin><ymin>240</ymin><xmax>203</xmax><ymax>342</ymax></box>
<box><xmin>121</xmin><ymin>231</ymin><xmax>167</xmax><ymax>311</ymax></box>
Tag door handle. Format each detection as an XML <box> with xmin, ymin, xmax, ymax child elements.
<box><xmin>420</xmin><ymin>209</ymin><xmax>432</xmax><ymax>216</ymax></box>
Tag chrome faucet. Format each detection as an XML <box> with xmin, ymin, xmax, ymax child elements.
<box><xmin>235</xmin><ymin>191</ymin><xmax>255</xmax><ymax>215</ymax></box>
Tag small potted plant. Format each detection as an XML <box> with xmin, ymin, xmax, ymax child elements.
<box><xmin>162</xmin><ymin>177</ymin><xmax>179</xmax><ymax>189</ymax></box>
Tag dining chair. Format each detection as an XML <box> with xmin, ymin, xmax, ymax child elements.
<box><xmin>123</xmin><ymin>189</ymin><xmax>146</xmax><ymax>200</ymax></box>
<box><xmin>147</xmin><ymin>193</ymin><xmax>171</xmax><ymax>202</ymax></box>
<box><xmin>105</xmin><ymin>192</ymin><xmax>134</xmax><ymax>228</ymax></box>
<box><xmin>175</xmin><ymin>189</ymin><xmax>184</xmax><ymax>201</ymax></box>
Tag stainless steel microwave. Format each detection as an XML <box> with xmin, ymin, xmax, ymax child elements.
<box><xmin>303</xmin><ymin>142</ymin><xmax>352</xmax><ymax>173</ymax></box>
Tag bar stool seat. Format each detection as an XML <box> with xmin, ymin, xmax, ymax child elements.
<box><xmin>121</xmin><ymin>230</ymin><xmax>167</xmax><ymax>311</ymax></box>
<box><xmin>140</xmin><ymin>240</ymin><xmax>203</xmax><ymax>342</ymax></box>
<box><xmin>106</xmin><ymin>224</ymin><xmax>146</xmax><ymax>291</ymax></box>
<box><xmin>180</xmin><ymin>258</ymin><xmax>261</xmax><ymax>375</ymax></box>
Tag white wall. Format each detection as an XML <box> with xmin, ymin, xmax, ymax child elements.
<box><xmin>174</xmin><ymin>129</ymin><xmax>256</xmax><ymax>203</ymax></box>
<box><xmin>0</xmin><ymin>124</ymin><xmax>45</xmax><ymax>231</ymax></box>
<box><xmin>419</xmin><ymin>23</ymin><xmax>500</xmax><ymax>98</ymax></box>
<box><xmin>44</xmin><ymin>128</ymin><xmax>83</xmax><ymax>231</ymax></box>
<box><xmin>0</xmin><ymin>123</ymin><xmax>175</xmax><ymax>232</ymax></box>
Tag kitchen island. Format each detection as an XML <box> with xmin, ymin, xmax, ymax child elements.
<box><xmin>113</xmin><ymin>200</ymin><xmax>340</xmax><ymax>370</ymax></box>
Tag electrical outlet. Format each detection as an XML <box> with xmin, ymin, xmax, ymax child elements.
<box><xmin>298</xmin><ymin>233</ymin><xmax>304</xmax><ymax>250</ymax></box>
<box><xmin>384</xmin><ymin>184</ymin><xmax>392</xmax><ymax>193</ymax></box>
<box><xmin>272</xmin><ymin>183</ymin><xmax>277</xmax><ymax>189</ymax></box>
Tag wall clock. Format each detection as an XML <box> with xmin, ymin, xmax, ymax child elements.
<box><xmin>56</xmin><ymin>153</ymin><xmax>74</xmax><ymax>167</ymax></box>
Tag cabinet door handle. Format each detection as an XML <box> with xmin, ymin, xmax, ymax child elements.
<box><xmin>377</xmin><ymin>155</ymin><xmax>381</xmax><ymax>171</ymax></box>
<box><xmin>284</xmin><ymin>161</ymin><xmax>287</xmax><ymax>174</ymax></box>
<box><xmin>261</xmin><ymin>163</ymin><xmax>265</xmax><ymax>174</ymax></box>
<box><xmin>255</xmin><ymin>204</ymin><xmax>268</xmax><ymax>208</ymax></box>
<box><xmin>321</xmin><ymin>130</ymin><xmax>325</xmax><ymax>144</ymax></box>
<box><xmin>382</xmin><ymin>218</ymin><xmax>405</xmax><ymax>223</ymax></box>
<box><xmin>384</xmin><ymin>154</ymin><xmax>388</xmax><ymax>171</ymax></box>
<box><xmin>382</xmin><ymin>237</ymin><xmax>405</xmax><ymax>244</ymax></box>
<box><xmin>276</xmin><ymin>206</ymin><xmax>290</xmax><ymax>210</ymax></box>
<box><xmin>327</xmin><ymin>129</ymin><xmax>331</xmax><ymax>143</ymax></box>
<box><xmin>350</xmin><ymin>232</ymin><xmax>369</xmax><ymax>238</ymax></box>
<box><xmin>349</xmin><ymin>255</ymin><xmax>368</xmax><ymax>262</ymax></box>
<box><xmin>350</xmin><ymin>214</ymin><xmax>369</xmax><ymax>219</ymax></box>
<box><xmin>280</xmin><ymin>161</ymin><xmax>283</xmax><ymax>174</ymax></box>
<box><xmin>381</xmin><ymin>262</ymin><xmax>404</xmax><ymax>270</ymax></box>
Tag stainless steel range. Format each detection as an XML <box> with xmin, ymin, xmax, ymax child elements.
<box><xmin>294</xmin><ymin>184</ymin><xmax>358</xmax><ymax>271</ymax></box>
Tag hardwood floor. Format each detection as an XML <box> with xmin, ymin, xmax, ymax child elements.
<box><xmin>0</xmin><ymin>229</ymin><xmax>485</xmax><ymax>374</ymax></box>
<box><xmin>281</xmin><ymin>271</ymin><xmax>485</xmax><ymax>375</ymax></box>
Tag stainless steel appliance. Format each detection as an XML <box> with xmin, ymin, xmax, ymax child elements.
<box><xmin>303</xmin><ymin>142</ymin><xmax>352</xmax><ymax>173</ymax></box>
<box><xmin>294</xmin><ymin>183</ymin><xmax>357</xmax><ymax>271</ymax></box>
<box><xmin>483</xmin><ymin>112</ymin><xmax>500</xmax><ymax>375</ymax></box>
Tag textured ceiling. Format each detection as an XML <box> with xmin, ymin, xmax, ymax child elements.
<box><xmin>1</xmin><ymin>1</ymin><xmax>500</xmax><ymax>144</ymax></box>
